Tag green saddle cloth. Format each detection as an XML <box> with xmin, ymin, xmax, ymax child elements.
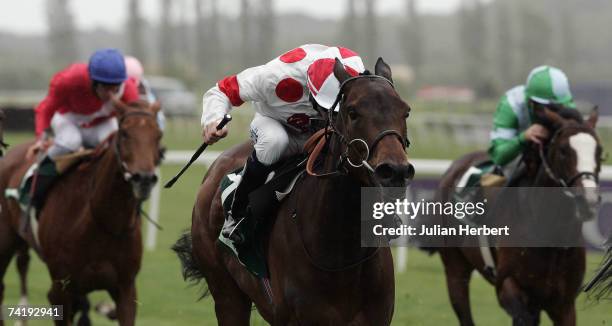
<box><xmin>218</xmin><ymin>169</ymin><xmax>269</xmax><ymax>278</ymax></box>
<box><xmin>218</xmin><ymin>155</ymin><xmax>307</xmax><ymax>279</ymax></box>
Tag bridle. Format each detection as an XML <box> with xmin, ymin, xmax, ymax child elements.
<box><xmin>114</xmin><ymin>110</ymin><xmax>161</xmax><ymax>182</ymax></box>
<box><xmin>296</xmin><ymin>73</ymin><xmax>406</xmax><ymax>271</ymax></box>
<box><xmin>538</xmin><ymin>125</ymin><xmax>600</xmax><ymax>187</ymax></box>
<box><xmin>312</xmin><ymin>73</ymin><xmax>410</xmax><ymax>176</ymax></box>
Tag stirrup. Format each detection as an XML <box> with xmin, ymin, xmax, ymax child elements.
<box><xmin>222</xmin><ymin>214</ymin><xmax>246</xmax><ymax>244</ymax></box>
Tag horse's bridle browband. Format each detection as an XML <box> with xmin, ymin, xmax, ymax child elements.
<box><xmin>538</xmin><ymin>125</ymin><xmax>599</xmax><ymax>187</ymax></box>
<box><xmin>317</xmin><ymin>73</ymin><xmax>410</xmax><ymax>176</ymax></box>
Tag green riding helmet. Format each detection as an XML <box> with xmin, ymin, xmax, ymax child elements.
<box><xmin>525</xmin><ymin>65</ymin><xmax>576</xmax><ymax>109</ymax></box>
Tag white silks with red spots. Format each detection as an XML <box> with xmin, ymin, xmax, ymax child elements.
<box><xmin>200</xmin><ymin>44</ymin><xmax>365</xmax><ymax>132</ymax></box>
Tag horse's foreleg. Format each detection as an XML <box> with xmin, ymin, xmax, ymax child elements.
<box><xmin>497</xmin><ymin>277</ymin><xmax>538</xmax><ymax>326</ymax></box>
<box><xmin>110</xmin><ymin>284</ymin><xmax>137</xmax><ymax>326</ymax></box>
<box><xmin>72</xmin><ymin>295</ymin><xmax>91</xmax><ymax>326</ymax></box>
<box><xmin>13</xmin><ymin>249</ymin><xmax>31</xmax><ymax>326</ymax></box>
<box><xmin>546</xmin><ymin>304</ymin><xmax>576</xmax><ymax>326</ymax></box>
<box><xmin>0</xmin><ymin>253</ymin><xmax>12</xmax><ymax>326</ymax></box>
<box><xmin>440</xmin><ymin>249</ymin><xmax>476</xmax><ymax>326</ymax></box>
<box><xmin>48</xmin><ymin>281</ymin><xmax>73</xmax><ymax>326</ymax></box>
<box><xmin>16</xmin><ymin>246</ymin><xmax>30</xmax><ymax>305</ymax></box>
<box><xmin>0</xmin><ymin>225</ymin><xmax>19</xmax><ymax>326</ymax></box>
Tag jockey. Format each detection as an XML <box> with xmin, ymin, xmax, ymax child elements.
<box><xmin>489</xmin><ymin>66</ymin><xmax>576</xmax><ymax>166</ymax></box>
<box><xmin>124</xmin><ymin>55</ymin><xmax>166</xmax><ymax>131</ymax></box>
<box><xmin>23</xmin><ymin>48</ymin><xmax>139</xmax><ymax>209</ymax></box>
<box><xmin>201</xmin><ymin>44</ymin><xmax>365</xmax><ymax>244</ymax></box>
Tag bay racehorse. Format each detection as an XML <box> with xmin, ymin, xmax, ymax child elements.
<box><xmin>0</xmin><ymin>108</ymin><xmax>7</xmax><ymax>156</ymax></box>
<box><xmin>434</xmin><ymin>106</ymin><xmax>602</xmax><ymax>325</ymax></box>
<box><xmin>0</xmin><ymin>100</ymin><xmax>162</xmax><ymax>326</ymax></box>
<box><xmin>174</xmin><ymin>58</ymin><xmax>415</xmax><ymax>325</ymax></box>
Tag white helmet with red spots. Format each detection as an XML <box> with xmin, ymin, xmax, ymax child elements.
<box><xmin>307</xmin><ymin>47</ymin><xmax>365</xmax><ymax>111</ymax></box>
<box><xmin>124</xmin><ymin>55</ymin><xmax>145</xmax><ymax>83</ymax></box>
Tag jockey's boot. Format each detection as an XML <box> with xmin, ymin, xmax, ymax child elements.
<box><xmin>19</xmin><ymin>155</ymin><xmax>59</xmax><ymax>211</ymax></box>
<box><xmin>222</xmin><ymin>152</ymin><xmax>272</xmax><ymax>244</ymax></box>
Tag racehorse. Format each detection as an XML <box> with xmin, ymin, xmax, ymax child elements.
<box><xmin>173</xmin><ymin>58</ymin><xmax>415</xmax><ymax>325</ymax></box>
<box><xmin>0</xmin><ymin>108</ymin><xmax>7</xmax><ymax>156</ymax></box>
<box><xmin>0</xmin><ymin>99</ymin><xmax>162</xmax><ymax>326</ymax></box>
<box><xmin>434</xmin><ymin>106</ymin><xmax>602</xmax><ymax>326</ymax></box>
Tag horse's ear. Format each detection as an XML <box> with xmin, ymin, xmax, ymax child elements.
<box><xmin>374</xmin><ymin>57</ymin><xmax>393</xmax><ymax>83</ymax></box>
<box><xmin>149</xmin><ymin>101</ymin><xmax>161</xmax><ymax>115</ymax></box>
<box><xmin>333</xmin><ymin>57</ymin><xmax>351</xmax><ymax>84</ymax></box>
<box><xmin>534</xmin><ymin>106</ymin><xmax>566</xmax><ymax>130</ymax></box>
<box><xmin>587</xmin><ymin>106</ymin><xmax>599</xmax><ymax>129</ymax></box>
<box><xmin>111</xmin><ymin>95</ymin><xmax>130</xmax><ymax>118</ymax></box>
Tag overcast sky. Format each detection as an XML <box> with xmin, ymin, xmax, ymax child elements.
<box><xmin>0</xmin><ymin>0</ymin><xmax>468</xmax><ymax>35</ymax></box>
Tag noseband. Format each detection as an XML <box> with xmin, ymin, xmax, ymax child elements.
<box><xmin>538</xmin><ymin>126</ymin><xmax>599</xmax><ymax>187</ymax></box>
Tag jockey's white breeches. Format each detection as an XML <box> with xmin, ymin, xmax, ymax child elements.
<box><xmin>250</xmin><ymin>113</ymin><xmax>311</xmax><ymax>166</ymax></box>
<box><xmin>47</xmin><ymin>112</ymin><xmax>117</xmax><ymax>158</ymax></box>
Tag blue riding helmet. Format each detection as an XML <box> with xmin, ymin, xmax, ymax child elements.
<box><xmin>88</xmin><ymin>48</ymin><xmax>127</xmax><ymax>84</ymax></box>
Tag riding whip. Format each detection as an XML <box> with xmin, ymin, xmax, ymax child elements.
<box><xmin>164</xmin><ymin>114</ymin><xmax>232</xmax><ymax>188</ymax></box>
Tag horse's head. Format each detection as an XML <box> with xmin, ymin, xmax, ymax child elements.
<box><xmin>113</xmin><ymin>99</ymin><xmax>163</xmax><ymax>200</ymax></box>
<box><xmin>534</xmin><ymin>106</ymin><xmax>602</xmax><ymax>221</ymax></box>
<box><xmin>330</xmin><ymin>57</ymin><xmax>414</xmax><ymax>187</ymax></box>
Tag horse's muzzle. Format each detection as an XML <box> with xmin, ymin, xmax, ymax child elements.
<box><xmin>130</xmin><ymin>172</ymin><xmax>158</xmax><ymax>200</ymax></box>
<box><xmin>574</xmin><ymin>187</ymin><xmax>601</xmax><ymax>221</ymax></box>
<box><xmin>374</xmin><ymin>162</ymin><xmax>415</xmax><ymax>187</ymax></box>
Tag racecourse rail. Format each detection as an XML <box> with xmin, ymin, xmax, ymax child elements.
<box><xmin>145</xmin><ymin>151</ymin><xmax>612</xmax><ymax>272</ymax></box>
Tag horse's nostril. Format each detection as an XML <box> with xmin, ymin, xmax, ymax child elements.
<box><xmin>131</xmin><ymin>172</ymin><xmax>158</xmax><ymax>185</ymax></box>
<box><xmin>375</xmin><ymin>164</ymin><xmax>395</xmax><ymax>180</ymax></box>
<box><xmin>406</xmin><ymin>164</ymin><xmax>415</xmax><ymax>180</ymax></box>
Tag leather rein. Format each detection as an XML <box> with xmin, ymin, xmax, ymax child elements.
<box><xmin>538</xmin><ymin>125</ymin><xmax>599</xmax><ymax>187</ymax></box>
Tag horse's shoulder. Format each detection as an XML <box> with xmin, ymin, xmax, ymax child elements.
<box><xmin>0</xmin><ymin>141</ymin><xmax>36</xmax><ymax>184</ymax></box>
<box><xmin>207</xmin><ymin>141</ymin><xmax>253</xmax><ymax>182</ymax></box>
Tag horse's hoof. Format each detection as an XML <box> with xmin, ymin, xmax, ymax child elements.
<box><xmin>94</xmin><ymin>301</ymin><xmax>117</xmax><ymax>320</ymax></box>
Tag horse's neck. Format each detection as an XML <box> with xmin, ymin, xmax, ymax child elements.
<box><xmin>297</xmin><ymin>138</ymin><xmax>366</xmax><ymax>265</ymax></box>
<box><xmin>88</xmin><ymin>142</ymin><xmax>138</xmax><ymax>235</ymax></box>
<box><xmin>301</xmin><ymin>176</ymin><xmax>363</xmax><ymax>260</ymax></box>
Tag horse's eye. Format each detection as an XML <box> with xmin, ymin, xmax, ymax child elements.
<box><xmin>404</xmin><ymin>112</ymin><xmax>410</xmax><ymax>119</ymax></box>
<box><xmin>348</xmin><ymin>110</ymin><xmax>359</xmax><ymax>120</ymax></box>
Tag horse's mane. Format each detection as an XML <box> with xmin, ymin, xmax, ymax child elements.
<box><xmin>125</xmin><ymin>100</ymin><xmax>150</xmax><ymax>109</ymax></box>
<box><xmin>548</xmin><ymin>103</ymin><xmax>584</xmax><ymax>124</ymax></box>
<box><xmin>557</xmin><ymin>107</ymin><xmax>584</xmax><ymax>124</ymax></box>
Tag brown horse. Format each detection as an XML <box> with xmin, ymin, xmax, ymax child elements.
<box><xmin>0</xmin><ymin>108</ymin><xmax>7</xmax><ymax>156</ymax></box>
<box><xmin>0</xmin><ymin>100</ymin><xmax>162</xmax><ymax>326</ymax></box>
<box><xmin>434</xmin><ymin>107</ymin><xmax>602</xmax><ymax>326</ymax></box>
<box><xmin>174</xmin><ymin>58</ymin><xmax>414</xmax><ymax>325</ymax></box>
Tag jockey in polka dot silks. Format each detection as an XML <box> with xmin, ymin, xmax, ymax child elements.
<box><xmin>201</xmin><ymin>44</ymin><xmax>365</xmax><ymax>244</ymax></box>
<box><xmin>489</xmin><ymin>66</ymin><xmax>577</xmax><ymax>166</ymax></box>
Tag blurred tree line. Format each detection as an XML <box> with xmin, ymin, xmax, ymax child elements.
<box><xmin>0</xmin><ymin>0</ymin><xmax>609</xmax><ymax>99</ymax></box>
